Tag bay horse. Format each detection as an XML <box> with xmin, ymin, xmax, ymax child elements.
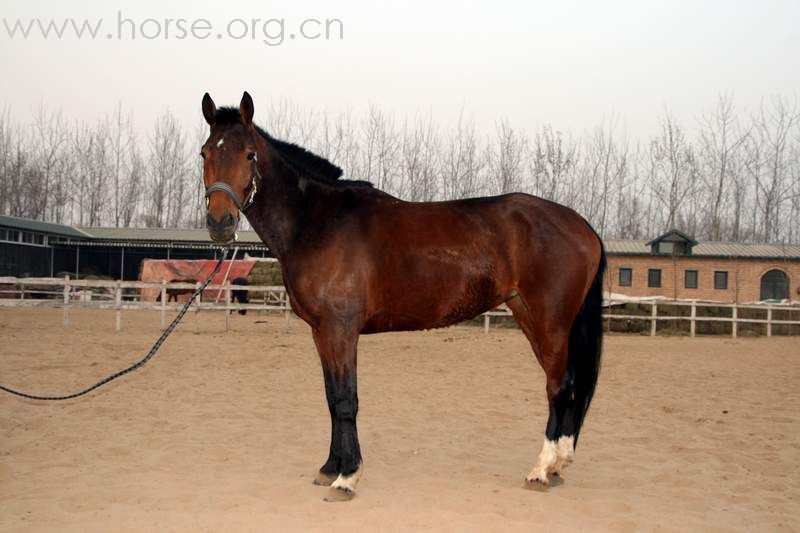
<box><xmin>200</xmin><ymin>92</ymin><xmax>606</xmax><ymax>501</ymax></box>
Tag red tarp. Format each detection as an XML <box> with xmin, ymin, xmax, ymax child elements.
<box><xmin>138</xmin><ymin>259</ymin><xmax>256</xmax><ymax>302</ymax></box>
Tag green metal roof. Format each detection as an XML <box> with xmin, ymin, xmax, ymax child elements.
<box><xmin>76</xmin><ymin>226</ymin><xmax>264</xmax><ymax>243</ymax></box>
<box><xmin>0</xmin><ymin>214</ymin><xmax>90</xmax><ymax>238</ymax></box>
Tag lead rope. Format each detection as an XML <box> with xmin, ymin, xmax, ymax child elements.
<box><xmin>0</xmin><ymin>247</ymin><xmax>230</xmax><ymax>401</ymax></box>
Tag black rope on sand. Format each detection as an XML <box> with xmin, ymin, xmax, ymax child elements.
<box><xmin>0</xmin><ymin>249</ymin><xmax>230</xmax><ymax>401</ymax></box>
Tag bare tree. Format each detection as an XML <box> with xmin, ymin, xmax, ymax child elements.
<box><xmin>488</xmin><ymin>119</ymin><xmax>527</xmax><ymax>194</ymax></box>
<box><xmin>105</xmin><ymin>103</ymin><xmax>135</xmax><ymax>227</ymax></box>
<box><xmin>529</xmin><ymin>125</ymin><xmax>579</xmax><ymax>206</ymax></box>
<box><xmin>646</xmin><ymin>112</ymin><xmax>698</xmax><ymax>231</ymax></box>
<box><xmin>144</xmin><ymin>111</ymin><xmax>189</xmax><ymax>227</ymax></box>
<box><xmin>0</xmin><ymin>106</ymin><xmax>14</xmax><ymax>216</ymax></box>
<box><xmin>697</xmin><ymin>95</ymin><xmax>749</xmax><ymax>241</ymax></box>
<box><xmin>745</xmin><ymin>96</ymin><xmax>799</xmax><ymax>242</ymax></box>
<box><xmin>120</xmin><ymin>141</ymin><xmax>144</xmax><ymax>227</ymax></box>
<box><xmin>441</xmin><ymin>112</ymin><xmax>486</xmax><ymax>200</ymax></box>
<box><xmin>31</xmin><ymin>104</ymin><xmax>68</xmax><ymax>221</ymax></box>
<box><xmin>397</xmin><ymin>115</ymin><xmax>441</xmax><ymax>201</ymax></box>
<box><xmin>579</xmin><ymin>119</ymin><xmax>629</xmax><ymax>237</ymax></box>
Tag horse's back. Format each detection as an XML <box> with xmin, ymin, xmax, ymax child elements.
<box><xmin>285</xmin><ymin>189</ymin><xmax>601</xmax><ymax>333</ymax></box>
<box><xmin>355</xmin><ymin>193</ymin><xmax>601</xmax><ymax>332</ymax></box>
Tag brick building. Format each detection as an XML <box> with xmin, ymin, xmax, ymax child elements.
<box><xmin>605</xmin><ymin>230</ymin><xmax>800</xmax><ymax>303</ymax></box>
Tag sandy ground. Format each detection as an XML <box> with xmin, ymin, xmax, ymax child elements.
<box><xmin>0</xmin><ymin>308</ymin><xmax>798</xmax><ymax>532</ymax></box>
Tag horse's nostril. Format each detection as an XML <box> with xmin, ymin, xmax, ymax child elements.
<box><xmin>206</xmin><ymin>213</ymin><xmax>236</xmax><ymax>230</ymax></box>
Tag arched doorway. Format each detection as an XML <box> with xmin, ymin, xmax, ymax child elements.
<box><xmin>760</xmin><ymin>269</ymin><xmax>789</xmax><ymax>301</ymax></box>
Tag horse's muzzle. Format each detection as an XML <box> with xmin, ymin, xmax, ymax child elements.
<box><xmin>206</xmin><ymin>212</ymin><xmax>237</xmax><ymax>242</ymax></box>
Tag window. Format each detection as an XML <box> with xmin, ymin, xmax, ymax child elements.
<box><xmin>21</xmin><ymin>232</ymin><xmax>34</xmax><ymax>243</ymax></box>
<box><xmin>761</xmin><ymin>269</ymin><xmax>789</xmax><ymax>300</ymax></box>
<box><xmin>648</xmin><ymin>269</ymin><xmax>662</xmax><ymax>288</ymax></box>
<box><xmin>0</xmin><ymin>228</ymin><xmax>6</xmax><ymax>241</ymax></box>
<box><xmin>7</xmin><ymin>229</ymin><xmax>19</xmax><ymax>242</ymax></box>
<box><xmin>685</xmin><ymin>270</ymin><xmax>698</xmax><ymax>289</ymax></box>
<box><xmin>34</xmin><ymin>233</ymin><xmax>46</xmax><ymax>245</ymax></box>
<box><xmin>618</xmin><ymin>268</ymin><xmax>632</xmax><ymax>287</ymax></box>
<box><xmin>714</xmin><ymin>271</ymin><xmax>728</xmax><ymax>290</ymax></box>
<box><xmin>659</xmin><ymin>242</ymin><xmax>674</xmax><ymax>254</ymax></box>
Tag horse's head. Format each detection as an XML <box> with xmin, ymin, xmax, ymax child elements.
<box><xmin>201</xmin><ymin>92</ymin><xmax>261</xmax><ymax>243</ymax></box>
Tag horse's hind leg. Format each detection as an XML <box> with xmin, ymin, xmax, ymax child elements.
<box><xmin>506</xmin><ymin>294</ymin><xmax>575</xmax><ymax>486</ymax></box>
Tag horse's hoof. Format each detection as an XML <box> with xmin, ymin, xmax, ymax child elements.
<box><xmin>313</xmin><ymin>471</ymin><xmax>337</xmax><ymax>486</ymax></box>
<box><xmin>324</xmin><ymin>486</ymin><xmax>355</xmax><ymax>502</ymax></box>
<box><xmin>524</xmin><ymin>471</ymin><xmax>550</xmax><ymax>491</ymax></box>
<box><xmin>323</xmin><ymin>468</ymin><xmax>361</xmax><ymax>501</ymax></box>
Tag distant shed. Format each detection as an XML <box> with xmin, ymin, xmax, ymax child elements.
<box><xmin>0</xmin><ymin>215</ymin><xmax>270</xmax><ymax>280</ymax></box>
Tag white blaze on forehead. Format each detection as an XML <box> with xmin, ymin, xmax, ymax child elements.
<box><xmin>216</xmin><ymin>137</ymin><xmax>224</xmax><ymax>147</ymax></box>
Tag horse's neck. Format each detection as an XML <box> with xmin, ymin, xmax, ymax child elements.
<box><xmin>244</xmin><ymin>150</ymin><xmax>308</xmax><ymax>261</ymax></box>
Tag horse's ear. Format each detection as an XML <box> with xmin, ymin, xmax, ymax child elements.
<box><xmin>202</xmin><ymin>93</ymin><xmax>216</xmax><ymax>125</ymax></box>
<box><xmin>240</xmin><ymin>91</ymin><xmax>254</xmax><ymax>126</ymax></box>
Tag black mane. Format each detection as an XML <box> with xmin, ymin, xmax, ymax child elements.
<box><xmin>214</xmin><ymin>107</ymin><xmax>372</xmax><ymax>189</ymax></box>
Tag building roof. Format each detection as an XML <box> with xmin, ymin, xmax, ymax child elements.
<box><xmin>0</xmin><ymin>214</ymin><xmax>91</xmax><ymax>238</ymax></box>
<box><xmin>646</xmin><ymin>228</ymin><xmax>698</xmax><ymax>247</ymax></box>
<box><xmin>76</xmin><ymin>226</ymin><xmax>263</xmax><ymax>243</ymax></box>
<box><xmin>605</xmin><ymin>239</ymin><xmax>800</xmax><ymax>260</ymax></box>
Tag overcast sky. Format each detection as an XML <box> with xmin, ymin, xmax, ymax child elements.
<box><xmin>1</xmin><ymin>0</ymin><xmax>798</xmax><ymax>140</ymax></box>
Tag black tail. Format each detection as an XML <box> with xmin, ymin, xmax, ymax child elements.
<box><xmin>564</xmin><ymin>239</ymin><xmax>606</xmax><ymax>446</ymax></box>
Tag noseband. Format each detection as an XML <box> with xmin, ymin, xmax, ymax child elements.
<box><xmin>204</xmin><ymin>154</ymin><xmax>262</xmax><ymax>213</ymax></box>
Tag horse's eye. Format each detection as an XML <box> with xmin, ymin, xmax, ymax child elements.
<box><xmin>247</xmin><ymin>152</ymin><xmax>256</xmax><ymax>161</ymax></box>
<box><xmin>200</xmin><ymin>152</ymin><xmax>206</xmax><ymax>160</ymax></box>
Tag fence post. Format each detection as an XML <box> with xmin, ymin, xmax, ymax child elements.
<box><xmin>767</xmin><ymin>307</ymin><xmax>772</xmax><ymax>337</ymax></box>
<box><xmin>115</xmin><ymin>281</ymin><xmax>122</xmax><ymax>332</ymax></box>
<box><xmin>690</xmin><ymin>302</ymin><xmax>696</xmax><ymax>338</ymax></box>
<box><xmin>225</xmin><ymin>281</ymin><xmax>231</xmax><ymax>333</ymax></box>
<box><xmin>194</xmin><ymin>281</ymin><xmax>201</xmax><ymax>334</ymax></box>
<box><xmin>283</xmin><ymin>290</ymin><xmax>291</xmax><ymax>330</ymax></box>
<box><xmin>484</xmin><ymin>314</ymin><xmax>490</xmax><ymax>334</ymax></box>
<box><xmin>160</xmin><ymin>280</ymin><xmax>167</xmax><ymax>328</ymax></box>
<box><xmin>62</xmin><ymin>275</ymin><xmax>70</xmax><ymax>328</ymax></box>
<box><xmin>650</xmin><ymin>302</ymin><xmax>657</xmax><ymax>337</ymax></box>
<box><xmin>732</xmin><ymin>305</ymin><xmax>738</xmax><ymax>338</ymax></box>
<box><xmin>20</xmin><ymin>281</ymin><xmax>25</xmax><ymax>300</ymax></box>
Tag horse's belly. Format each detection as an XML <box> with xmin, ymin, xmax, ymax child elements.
<box><xmin>362</xmin><ymin>263</ymin><xmax>506</xmax><ymax>333</ymax></box>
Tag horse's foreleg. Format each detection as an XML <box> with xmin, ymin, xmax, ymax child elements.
<box><xmin>313</xmin><ymin>367</ymin><xmax>341</xmax><ymax>486</ymax></box>
<box><xmin>312</xmin><ymin>324</ymin><xmax>362</xmax><ymax>501</ymax></box>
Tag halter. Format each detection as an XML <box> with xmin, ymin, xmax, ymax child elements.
<box><xmin>204</xmin><ymin>154</ymin><xmax>262</xmax><ymax>213</ymax></box>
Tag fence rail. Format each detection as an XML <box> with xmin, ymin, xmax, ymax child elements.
<box><xmin>1</xmin><ymin>277</ymin><xmax>799</xmax><ymax>337</ymax></box>
<box><xmin>0</xmin><ymin>276</ymin><xmax>290</xmax><ymax>332</ymax></box>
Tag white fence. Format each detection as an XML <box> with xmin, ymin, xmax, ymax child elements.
<box><xmin>1</xmin><ymin>277</ymin><xmax>799</xmax><ymax>337</ymax></box>
<box><xmin>483</xmin><ymin>299</ymin><xmax>800</xmax><ymax>337</ymax></box>
<box><xmin>602</xmin><ymin>299</ymin><xmax>800</xmax><ymax>338</ymax></box>
<box><xmin>0</xmin><ymin>276</ymin><xmax>290</xmax><ymax>332</ymax></box>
